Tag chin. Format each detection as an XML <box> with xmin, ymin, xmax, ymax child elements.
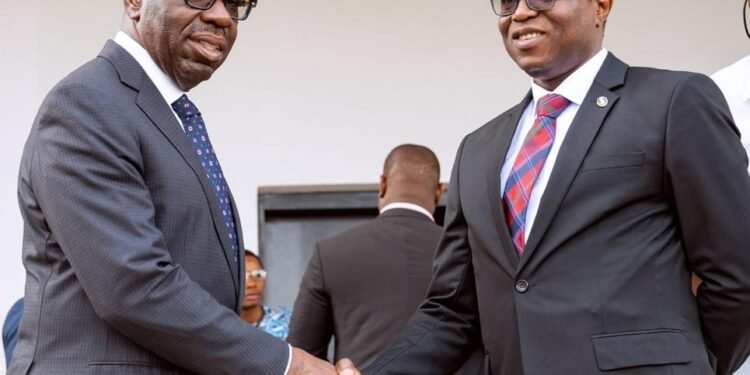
<box><xmin>177</xmin><ymin>63</ymin><xmax>217</xmax><ymax>90</ymax></box>
<box><xmin>515</xmin><ymin>58</ymin><xmax>553</xmax><ymax>79</ymax></box>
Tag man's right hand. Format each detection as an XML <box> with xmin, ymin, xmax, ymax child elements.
<box><xmin>288</xmin><ymin>347</ymin><xmax>336</xmax><ymax>374</ymax></box>
<box><xmin>288</xmin><ymin>347</ymin><xmax>362</xmax><ymax>375</ymax></box>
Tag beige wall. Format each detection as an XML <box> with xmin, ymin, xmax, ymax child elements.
<box><xmin>0</xmin><ymin>1</ymin><xmax>748</xmax><ymax>370</ymax></box>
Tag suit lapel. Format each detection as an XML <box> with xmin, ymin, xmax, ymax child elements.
<box><xmin>229</xmin><ymin>188</ymin><xmax>245</xmax><ymax>312</ymax></box>
<box><xmin>518</xmin><ymin>54</ymin><xmax>627</xmax><ymax>272</ymax></box>
<box><xmin>485</xmin><ymin>93</ymin><xmax>532</xmax><ymax>272</ymax></box>
<box><xmin>99</xmin><ymin>41</ymin><xmax>241</xmax><ymax>295</ymax></box>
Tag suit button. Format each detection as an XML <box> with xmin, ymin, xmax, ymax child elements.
<box><xmin>515</xmin><ymin>280</ymin><xmax>529</xmax><ymax>293</ymax></box>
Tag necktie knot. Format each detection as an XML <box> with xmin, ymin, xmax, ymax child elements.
<box><xmin>171</xmin><ymin>94</ymin><xmax>201</xmax><ymax>122</ymax></box>
<box><xmin>536</xmin><ymin>93</ymin><xmax>570</xmax><ymax>119</ymax></box>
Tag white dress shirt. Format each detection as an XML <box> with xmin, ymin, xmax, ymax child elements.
<box><xmin>380</xmin><ymin>202</ymin><xmax>435</xmax><ymax>221</ymax></box>
<box><xmin>500</xmin><ymin>48</ymin><xmax>608</xmax><ymax>243</ymax></box>
<box><xmin>113</xmin><ymin>32</ymin><xmax>294</xmax><ymax>375</ymax></box>
<box><xmin>712</xmin><ymin>54</ymin><xmax>750</xmax><ymax>175</ymax></box>
<box><xmin>114</xmin><ymin>32</ymin><xmax>186</xmax><ymax>125</ymax></box>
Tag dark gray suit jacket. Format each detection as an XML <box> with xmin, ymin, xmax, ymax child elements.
<box><xmin>366</xmin><ymin>54</ymin><xmax>750</xmax><ymax>375</ymax></box>
<box><xmin>287</xmin><ymin>208</ymin><xmax>474</xmax><ymax>370</ymax></box>
<box><xmin>11</xmin><ymin>41</ymin><xmax>289</xmax><ymax>374</ymax></box>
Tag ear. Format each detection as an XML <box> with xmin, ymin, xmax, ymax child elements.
<box><xmin>595</xmin><ymin>0</ymin><xmax>612</xmax><ymax>28</ymax></box>
<box><xmin>378</xmin><ymin>175</ymin><xmax>387</xmax><ymax>199</ymax></box>
<box><xmin>434</xmin><ymin>183</ymin><xmax>444</xmax><ymax>205</ymax></box>
<box><xmin>124</xmin><ymin>0</ymin><xmax>143</xmax><ymax>21</ymax></box>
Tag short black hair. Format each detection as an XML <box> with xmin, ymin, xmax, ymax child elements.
<box><xmin>243</xmin><ymin>249</ymin><xmax>264</xmax><ymax>269</ymax></box>
<box><xmin>382</xmin><ymin>144</ymin><xmax>440</xmax><ymax>187</ymax></box>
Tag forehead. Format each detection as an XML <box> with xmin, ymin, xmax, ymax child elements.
<box><xmin>244</xmin><ymin>256</ymin><xmax>261</xmax><ymax>267</ymax></box>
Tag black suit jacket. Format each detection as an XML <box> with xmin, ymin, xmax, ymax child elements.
<box><xmin>12</xmin><ymin>41</ymin><xmax>288</xmax><ymax>374</ymax></box>
<box><xmin>366</xmin><ymin>54</ymin><xmax>750</xmax><ymax>375</ymax></box>
<box><xmin>288</xmin><ymin>208</ymin><xmax>444</xmax><ymax>368</ymax></box>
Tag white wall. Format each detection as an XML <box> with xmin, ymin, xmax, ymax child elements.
<box><xmin>0</xmin><ymin>0</ymin><xmax>748</xmax><ymax>371</ymax></box>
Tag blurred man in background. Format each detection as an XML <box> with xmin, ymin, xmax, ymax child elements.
<box><xmin>289</xmin><ymin>144</ymin><xmax>480</xmax><ymax>373</ymax></box>
<box><xmin>712</xmin><ymin>3</ymin><xmax>750</xmax><ymax>374</ymax></box>
<box><xmin>712</xmin><ymin>0</ymin><xmax>750</xmax><ymax>173</ymax></box>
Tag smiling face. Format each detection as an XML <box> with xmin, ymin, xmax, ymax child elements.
<box><xmin>124</xmin><ymin>0</ymin><xmax>238</xmax><ymax>91</ymax></box>
<box><xmin>499</xmin><ymin>0</ymin><xmax>612</xmax><ymax>90</ymax></box>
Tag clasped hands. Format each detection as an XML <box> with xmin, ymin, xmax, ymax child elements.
<box><xmin>289</xmin><ymin>347</ymin><xmax>361</xmax><ymax>375</ymax></box>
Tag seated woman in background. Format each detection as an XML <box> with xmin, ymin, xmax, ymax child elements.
<box><xmin>241</xmin><ymin>250</ymin><xmax>292</xmax><ymax>340</ymax></box>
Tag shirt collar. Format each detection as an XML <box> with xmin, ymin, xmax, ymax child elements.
<box><xmin>380</xmin><ymin>202</ymin><xmax>435</xmax><ymax>221</ymax></box>
<box><xmin>530</xmin><ymin>48</ymin><xmax>609</xmax><ymax>107</ymax></box>
<box><xmin>113</xmin><ymin>31</ymin><xmax>186</xmax><ymax>105</ymax></box>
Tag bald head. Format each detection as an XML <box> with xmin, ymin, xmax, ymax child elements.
<box><xmin>379</xmin><ymin>144</ymin><xmax>442</xmax><ymax>213</ymax></box>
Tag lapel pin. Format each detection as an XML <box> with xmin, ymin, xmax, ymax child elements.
<box><xmin>596</xmin><ymin>96</ymin><xmax>609</xmax><ymax>108</ymax></box>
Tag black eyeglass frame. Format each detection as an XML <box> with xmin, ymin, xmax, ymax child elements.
<box><xmin>744</xmin><ymin>0</ymin><xmax>750</xmax><ymax>40</ymax></box>
<box><xmin>491</xmin><ymin>0</ymin><xmax>556</xmax><ymax>17</ymax></box>
<box><xmin>184</xmin><ymin>0</ymin><xmax>258</xmax><ymax>21</ymax></box>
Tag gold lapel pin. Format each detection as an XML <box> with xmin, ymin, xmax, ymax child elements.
<box><xmin>596</xmin><ymin>96</ymin><xmax>609</xmax><ymax>108</ymax></box>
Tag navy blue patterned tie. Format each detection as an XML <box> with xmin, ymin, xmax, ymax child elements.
<box><xmin>171</xmin><ymin>95</ymin><xmax>239</xmax><ymax>264</ymax></box>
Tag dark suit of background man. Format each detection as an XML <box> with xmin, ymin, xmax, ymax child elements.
<box><xmin>288</xmin><ymin>144</ymin><xmax>445</xmax><ymax>368</ymax></box>
<box><xmin>12</xmin><ymin>0</ymin><xmax>354</xmax><ymax>374</ymax></box>
<box><xmin>364</xmin><ymin>1</ymin><xmax>750</xmax><ymax>374</ymax></box>
<box><xmin>289</xmin><ymin>144</ymin><xmax>482</xmax><ymax>373</ymax></box>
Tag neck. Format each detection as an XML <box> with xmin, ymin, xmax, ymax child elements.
<box><xmin>533</xmin><ymin>45</ymin><xmax>603</xmax><ymax>91</ymax></box>
<box><xmin>534</xmin><ymin>74</ymin><xmax>569</xmax><ymax>92</ymax></box>
<box><xmin>241</xmin><ymin>305</ymin><xmax>264</xmax><ymax>324</ymax></box>
<box><xmin>381</xmin><ymin>197</ymin><xmax>434</xmax><ymax>214</ymax></box>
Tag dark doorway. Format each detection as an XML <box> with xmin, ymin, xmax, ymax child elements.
<box><xmin>257</xmin><ymin>184</ymin><xmax>446</xmax><ymax>308</ymax></box>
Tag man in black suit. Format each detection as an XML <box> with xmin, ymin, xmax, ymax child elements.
<box><xmin>13</xmin><ymin>0</ymin><xmax>355</xmax><ymax>374</ymax></box>
<box><xmin>288</xmin><ymin>144</ymin><xmax>449</xmax><ymax>369</ymax></box>
<box><xmin>364</xmin><ymin>1</ymin><xmax>750</xmax><ymax>374</ymax></box>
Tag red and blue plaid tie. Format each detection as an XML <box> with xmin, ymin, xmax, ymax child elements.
<box><xmin>503</xmin><ymin>93</ymin><xmax>570</xmax><ymax>255</ymax></box>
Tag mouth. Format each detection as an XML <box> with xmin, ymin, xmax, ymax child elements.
<box><xmin>188</xmin><ymin>33</ymin><xmax>228</xmax><ymax>63</ymax></box>
<box><xmin>511</xmin><ymin>28</ymin><xmax>546</xmax><ymax>48</ymax></box>
<box><xmin>517</xmin><ymin>31</ymin><xmax>543</xmax><ymax>41</ymax></box>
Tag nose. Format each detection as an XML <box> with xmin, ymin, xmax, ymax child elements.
<box><xmin>201</xmin><ymin>0</ymin><xmax>235</xmax><ymax>27</ymax></box>
<box><xmin>512</xmin><ymin>0</ymin><xmax>539</xmax><ymax>22</ymax></box>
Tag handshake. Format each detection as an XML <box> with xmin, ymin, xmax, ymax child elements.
<box><xmin>289</xmin><ymin>347</ymin><xmax>362</xmax><ymax>375</ymax></box>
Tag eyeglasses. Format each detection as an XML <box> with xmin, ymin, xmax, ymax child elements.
<box><xmin>184</xmin><ymin>0</ymin><xmax>258</xmax><ymax>21</ymax></box>
<box><xmin>491</xmin><ymin>0</ymin><xmax>556</xmax><ymax>17</ymax></box>
<box><xmin>744</xmin><ymin>0</ymin><xmax>749</xmax><ymax>40</ymax></box>
<box><xmin>245</xmin><ymin>269</ymin><xmax>267</xmax><ymax>280</ymax></box>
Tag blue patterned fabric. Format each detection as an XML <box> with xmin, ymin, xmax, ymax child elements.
<box><xmin>171</xmin><ymin>95</ymin><xmax>239</xmax><ymax>263</ymax></box>
<box><xmin>257</xmin><ymin>306</ymin><xmax>292</xmax><ymax>340</ymax></box>
<box><xmin>3</xmin><ymin>298</ymin><xmax>23</xmax><ymax>368</ymax></box>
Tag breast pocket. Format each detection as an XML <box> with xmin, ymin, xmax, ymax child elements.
<box><xmin>581</xmin><ymin>152</ymin><xmax>645</xmax><ymax>172</ymax></box>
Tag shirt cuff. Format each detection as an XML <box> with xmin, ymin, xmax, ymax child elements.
<box><xmin>284</xmin><ymin>344</ymin><xmax>293</xmax><ymax>375</ymax></box>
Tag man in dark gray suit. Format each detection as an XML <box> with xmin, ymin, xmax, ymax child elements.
<box><xmin>288</xmin><ymin>144</ymin><xmax>454</xmax><ymax>369</ymax></box>
<box><xmin>12</xmin><ymin>1</ymin><xmax>357</xmax><ymax>374</ymax></box>
<box><xmin>364</xmin><ymin>1</ymin><xmax>750</xmax><ymax>375</ymax></box>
